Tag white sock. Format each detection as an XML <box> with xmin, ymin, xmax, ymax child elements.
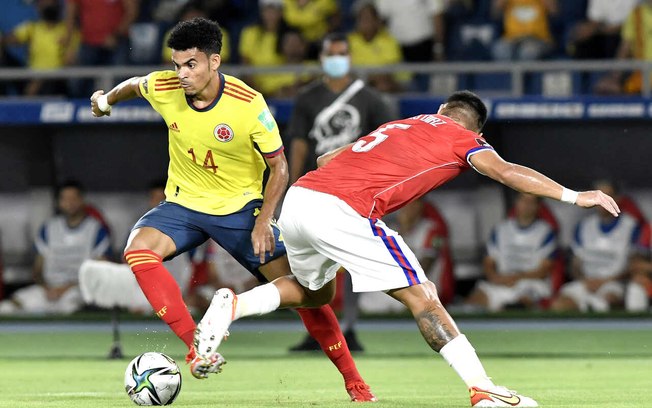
<box><xmin>233</xmin><ymin>283</ymin><xmax>281</xmax><ymax>321</ymax></box>
<box><xmin>625</xmin><ymin>282</ymin><xmax>649</xmax><ymax>312</ymax></box>
<box><xmin>439</xmin><ymin>334</ymin><xmax>494</xmax><ymax>389</ymax></box>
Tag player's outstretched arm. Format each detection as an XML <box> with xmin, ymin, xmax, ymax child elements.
<box><xmin>469</xmin><ymin>149</ymin><xmax>620</xmax><ymax>217</ymax></box>
<box><xmin>90</xmin><ymin>76</ymin><xmax>144</xmax><ymax>117</ymax></box>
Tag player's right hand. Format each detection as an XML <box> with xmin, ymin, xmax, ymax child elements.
<box><xmin>576</xmin><ymin>190</ymin><xmax>620</xmax><ymax>217</ymax></box>
<box><xmin>90</xmin><ymin>90</ymin><xmax>110</xmax><ymax>117</ymax></box>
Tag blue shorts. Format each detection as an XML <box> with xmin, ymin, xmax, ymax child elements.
<box><xmin>133</xmin><ymin>200</ymin><xmax>285</xmax><ymax>281</ymax></box>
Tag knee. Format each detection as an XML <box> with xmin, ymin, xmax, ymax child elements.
<box><xmin>398</xmin><ymin>281</ymin><xmax>444</xmax><ymax>313</ymax></box>
<box><xmin>124</xmin><ymin>240</ymin><xmax>147</xmax><ymax>257</ymax></box>
<box><xmin>303</xmin><ymin>288</ymin><xmax>334</xmax><ymax>308</ymax></box>
<box><xmin>124</xmin><ymin>228</ymin><xmax>174</xmax><ymax>259</ymax></box>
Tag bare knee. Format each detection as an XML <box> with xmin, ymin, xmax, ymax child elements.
<box><xmin>390</xmin><ymin>280</ymin><xmax>443</xmax><ymax>313</ymax></box>
<box><xmin>273</xmin><ymin>275</ymin><xmax>335</xmax><ymax>308</ymax></box>
<box><xmin>124</xmin><ymin>227</ymin><xmax>176</xmax><ymax>259</ymax></box>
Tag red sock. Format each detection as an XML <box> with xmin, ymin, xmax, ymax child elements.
<box><xmin>296</xmin><ymin>305</ymin><xmax>363</xmax><ymax>385</ymax></box>
<box><xmin>125</xmin><ymin>249</ymin><xmax>196</xmax><ymax>349</ymax></box>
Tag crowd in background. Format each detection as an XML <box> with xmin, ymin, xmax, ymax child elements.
<box><xmin>0</xmin><ymin>0</ymin><xmax>651</xmax><ymax>97</ymax></box>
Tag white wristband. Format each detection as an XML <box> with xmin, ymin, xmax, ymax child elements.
<box><xmin>97</xmin><ymin>94</ymin><xmax>112</xmax><ymax>113</ymax></box>
<box><xmin>561</xmin><ymin>187</ymin><xmax>578</xmax><ymax>205</ymax></box>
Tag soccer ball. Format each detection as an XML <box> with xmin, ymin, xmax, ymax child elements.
<box><xmin>124</xmin><ymin>352</ymin><xmax>182</xmax><ymax>406</ymax></box>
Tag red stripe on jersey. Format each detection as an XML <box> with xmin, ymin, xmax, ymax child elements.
<box><xmin>224</xmin><ymin>85</ymin><xmax>254</xmax><ymax>101</ymax></box>
<box><xmin>262</xmin><ymin>146</ymin><xmax>284</xmax><ymax>158</ymax></box>
<box><xmin>155</xmin><ymin>77</ymin><xmax>180</xmax><ymax>83</ymax></box>
<box><xmin>224</xmin><ymin>91</ymin><xmax>252</xmax><ymax>102</ymax></box>
<box><xmin>155</xmin><ymin>86</ymin><xmax>182</xmax><ymax>91</ymax></box>
<box><xmin>225</xmin><ymin>82</ymin><xmax>256</xmax><ymax>98</ymax></box>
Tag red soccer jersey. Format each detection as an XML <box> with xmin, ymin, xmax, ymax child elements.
<box><xmin>295</xmin><ymin>114</ymin><xmax>493</xmax><ymax>219</ymax></box>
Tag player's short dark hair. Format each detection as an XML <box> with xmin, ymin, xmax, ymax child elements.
<box><xmin>167</xmin><ymin>17</ymin><xmax>222</xmax><ymax>56</ymax></box>
<box><xmin>445</xmin><ymin>90</ymin><xmax>488</xmax><ymax>131</ymax></box>
<box><xmin>56</xmin><ymin>179</ymin><xmax>85</xmax><ymax>197</ymax></box>
<box><xmin>321</xmin><ymin>32</ymin><xmax>349</xmax><ymax>54</ymax></box>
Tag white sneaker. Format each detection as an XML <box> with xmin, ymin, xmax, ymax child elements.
<box><xmin>194</xmin><ymin>288</ymin><xmax>237</xmax><ymax>359</ymax></box>
<box><xmin>470</xmin><ymin>385</ymin><xmax>538</xmax><ymax>407</ymax></box>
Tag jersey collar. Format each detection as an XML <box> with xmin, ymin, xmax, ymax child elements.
<box><xmin>186</xmin><ymin>71</ymin><xmax>225</xmax><ymax>112</ymax></box>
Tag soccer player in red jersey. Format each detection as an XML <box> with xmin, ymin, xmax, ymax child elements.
<box><xmin>195</xmin><ymin>90</ymin><xmax>620</xmax><ymax>407</ymax></box>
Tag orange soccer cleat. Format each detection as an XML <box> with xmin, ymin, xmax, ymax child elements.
<box><xmin>346</xmin><ymin>381</ymin><xmax>378</xmax><ymax>402</ymax></box>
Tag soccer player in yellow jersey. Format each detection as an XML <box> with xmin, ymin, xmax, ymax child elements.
<box><xmin>90</xmin><ymin>18</ymin><xmax>376</xmax><ymax>401</ymax></box>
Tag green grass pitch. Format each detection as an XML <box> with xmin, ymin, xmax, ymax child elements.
<box><xmin>0</xmin><ymin>318</ymin><xmax>650</xmax><ymax>407</ymax></box>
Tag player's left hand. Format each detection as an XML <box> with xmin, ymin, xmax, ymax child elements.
<box><xmin>576</xmin><ymin>190</ymin><xmax>620</xmax><ymax>217</ymax></box>
<box><xmin>252</xmin><ymin>217</ymin><xmax>275</xmax><ymax>264</ymax></box>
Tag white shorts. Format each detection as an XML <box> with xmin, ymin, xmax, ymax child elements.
<box><xmin>559</xmin><ymin>280</ymin><xmax>625</xmax><ymax>312</ymax></box>
<box><xmin>477</xmin><ymin>279</ymin><xmax>551</xmax><ymax>312</ymax></box>
<box><xmin>278</xmin><ymin>187</ymin><xmax>428</xmax><ymax>292</ymax></box>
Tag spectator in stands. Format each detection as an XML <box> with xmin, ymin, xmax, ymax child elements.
<box><xmin>287</xmin><ymin>32</ymin><xmax>396</xmax><ymax>351</ymax></box>
<box><xmin>465</xmin><ymin>193</ymin><xmax>557</xmax><ymax>312</ymax></box>
<box><xmin>375</xmin><ymin>0</ymin><xmax>446</xmax><ymax>62</ymax></box>
<box><xmin>491</xmin><ymin>0</ymin><xmax>558</xmax><ymax>61</ymax></box>
<box><xmin>348</xmin><ymin>0</ymin><xmax>403</xmax><ymax>93</ymax></box>
<box><xmin>272</xmin><ymin>29</ymin><xmax>315</xmax><ymax>97</ymax></box>
<box><xmin>568</xmin><ymin>0</ymin><xmax>639</xmax><ymax>60</ymax></box>
<box><xmin>1</xmin><ymin>0</ymin><xmax>79</xmax><ymax>96</ymax></box>
<box><xmin>375</xmin><ymin>0</ymin><xmax>446</xmax><ymax>90</ymax></box>
<box><xmin>283</xmin><ymin>0</ymin><xmax>340</xmax><ymax>57</ymax></box>
<box><xmin>0</xmin><ymin>181</ymin><xmax>111</xmax><ymax>315</ymax></box>
<box><xmin>64</xmin><ymin>0</ymin><xmax>139</xmax><ymax>97</ymax></box>
<box><xmin>162</xmin><ymin>1</ymin><xmax>231</xmax><ymax>64</ymax></box>
<box><xmin>239</xmin><ymin>0</ymin><xmax>293</xmax><ymax>96</ymax></box>
<box><xmin>594</xmin><ymin>0</ymin><xmax>652</xmax><ymax>95</ymax></box>
<box><xmin>288</xmin><ymin>32</ymin><xmax>395</xmax><ymax>185</ymax></box>
<box><xmin>551</xmin><ymin>180</ymin><xmax>641</xmax><ymax>312</ymax></box>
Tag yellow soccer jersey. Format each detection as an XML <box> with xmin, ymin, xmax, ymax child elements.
<box><xmin>139</xmin><ymin>70</ymin><xmax>283</xmax><ymax>215</ymax></box>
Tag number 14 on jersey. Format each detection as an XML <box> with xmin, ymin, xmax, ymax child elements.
<box><xmin>187</xmin><ymin>148</ymin><xmax>218</xmax><ymax>173</ymax></box>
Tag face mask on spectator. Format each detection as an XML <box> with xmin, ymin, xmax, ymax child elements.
<box><xmin>322</xmin><ymin>55</ymin><xmax>350</xmax><ymax>78</ymax></box>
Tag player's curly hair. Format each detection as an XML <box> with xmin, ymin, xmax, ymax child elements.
<box><xmin>444</xmin><ymin>90</ymin><xmax>488</xmax><ymax>131</ymax></box>
<box><xmin>167</xmin><ymin>17</ymin><xmax>222</xmax><ymax>56</ymax></box>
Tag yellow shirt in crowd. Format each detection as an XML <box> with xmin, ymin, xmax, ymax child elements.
<box><xmin>283</xmin><ymin>0</ymin><xmax>338</xmax><ymax>42</ymax></box>
<box><xmin>502</xmin><ymin>0</ymin><xmax>552</xmax><ymax>42</ymax></box>
<box><xmin>13</xmin><ymin>21</ymin><xmax>79</xmax><ymax>69</ymax></box>
<box><xmin>621</xmin><ymin>3</ymin><xmax>652</xmax><ymax>60</ymax></box>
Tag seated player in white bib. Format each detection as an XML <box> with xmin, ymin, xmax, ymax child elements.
<box><xmin>466</xmin><ymin>193</ymin><xmax>557</xmax><ymax>312</ymax></box>
<box><xmin>552</xmin><ymin>181</ymin><xmax>641</xmax><ymax>313</ymax></box>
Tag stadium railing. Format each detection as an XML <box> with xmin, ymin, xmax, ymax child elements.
<box><xmin>0</xmin><ymin>60</ymin><xmax>650</xmax><ymax>97</ymax></box>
